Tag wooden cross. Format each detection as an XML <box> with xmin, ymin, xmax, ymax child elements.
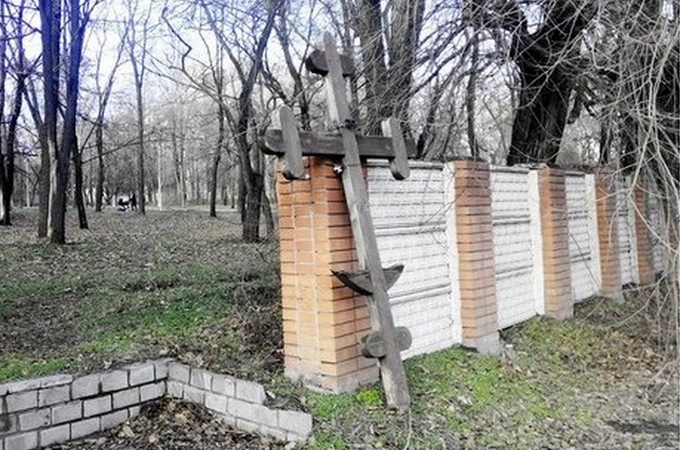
<box><xmin>262</xmin><ymin>32</ymin><xmax>412</xmax><ymax>411</ymax></box>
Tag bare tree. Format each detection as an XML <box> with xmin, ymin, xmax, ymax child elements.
<box><xmin>124</xmin><ymin>0</ymin><xmax>154</xmax><ymax>214</ymax></box>
<box><xmin>0</xmin><ymin>0</ymin><xmax>28</xmax><ymax>226</ymax></box>
<box><xmin>199</xmin><ymin>0</ymin><xmax>283</xmax><ymax>242</ymax></box>
<box><xmin>91</xmin><ymin>13</ymin><xmax>128</xmax><ymax>212</ymax></box>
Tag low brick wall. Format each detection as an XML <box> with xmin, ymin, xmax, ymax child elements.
<box><xmin>166</xmin><ymin>362</ymin><xmax>312</xmax><ymax>442</ymax></box>
<box><xmin>0</xmin><ymin>360</ymin><xmax>168</xmax><ymax>450</ymax></box>
<box><xmin>0</xmin><ymin>360</ymin><xmax>312</xmax><ymax>450</ymax></box>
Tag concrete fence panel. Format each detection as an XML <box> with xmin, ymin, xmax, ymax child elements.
<box><xmin>616</xmin><ymin>178</ymin><xmax>638</xmax><ymax>285</ymax></box>
<box><xmin>367</xmin><ymin>161</ymin><xmax>455</xmax><ymax>358</ymax></box>
<box><xmin>489</xmin><ymin>166</ymin><xmax>537</xmax><ymax>328</ymax></box>
<box><xmin>565</xmin><ymin>172</ymin><xmax>599</xmax><ymax>301</ymax></box>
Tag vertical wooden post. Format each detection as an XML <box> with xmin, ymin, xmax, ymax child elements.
<box><xmin>320</xmin><ymin>33</ymin><xmax>410</xmax><ymax>411</ymax></box>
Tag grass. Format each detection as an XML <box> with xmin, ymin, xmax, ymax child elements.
<box><xmin>0</xmin><ymin>208</ymin><xmax>281</xmax><ymax>384</ymax></box>
<box><xmin>297</xmin><ymin>306</ymin><xmax>676</xmax><ymax>449</ymax></box>
<box><xmin>0</xmin><ymin>355</ymin><xmax>74</xmax><ymax>382</ymax></box>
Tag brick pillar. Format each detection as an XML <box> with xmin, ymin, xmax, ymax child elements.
<box><xmin>595</xmin><ymin>169</ymin><xmax>622</xmax><ymax>299</ymax></box>
<box><xmin>451</xmin><ymin>160</ymin><xmax>500</xmax><ymax>355</ymax></box>
<box><xmin>538</xmin><ymin>168</ymin><xmax>573</xmax><ymax>319</ymax></box>
<box><xmin>277</xmin><ymin>157</ymin><xmax>378</xmax><ymax>393</ymax></box>
<box><xmin>633</xmin><ymin>184</ymin><xmax>654</xmax><ymax>285</ymax></box>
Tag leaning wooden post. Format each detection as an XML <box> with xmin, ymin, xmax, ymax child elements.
<box><xmin>318</xmin><ymin>33</ymin><xmax>410</xmax><ymax>411</ymax></box>
<box><xmin>263</xmin><ymin>33</ymin><xmax>412</xmax><ymax>411</ymax></box>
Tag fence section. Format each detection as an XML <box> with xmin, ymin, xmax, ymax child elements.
<box><xmin>616</xmin><ymin>179</ymin><xmax>638</xmax><ymax>285</ymax></box>
<box><xmin>565</xmin><ymin>172</ymin><xmax>599</xmax><ymax>301</ymax></box>
<box><xmin>368</xmin><ymin>161</ymin><xmax>455</xmax><ymax>358</ymax></box>
<box><xmin>646</xmin><ymin>189</ymin><xmax>666</xmax><ymax>273</ymax></box>
<box><xmin>276</xmin><ymin>160</ymin><xmax>660</xmax><ymax>393</ymax></box>
<box><xmin>489</xmin><ymin>167</ymin><xmax>537</xmax><ymax>328</ymax></box>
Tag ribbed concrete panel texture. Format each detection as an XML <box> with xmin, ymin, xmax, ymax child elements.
<box><xmin>565</xmin><ymin>173</ymin><xmax>598</xmax><ymax>301</ymax></box>
<box><xmin>490</xmin><ymin>167</ymin><xmax>537</xmax><ymax>328</ymax></box>
<box><xmin>616</xmin><ymin>178</ymin><xmax>637</xmax><ymax>285</ymax></box>
<box><xmin>367</xmin><ymin>161</ymin><xmax>455</xmax><ymax>357</ymax></box>
<box><xmin>645</xmin><ymin>186</ymin><xmax>666</xmax><ymax>273</ymax></box>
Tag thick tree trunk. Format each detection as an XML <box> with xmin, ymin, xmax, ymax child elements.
<box><xmin>466</xmin><ymin>29</ymin><xmax>481</xmax><ymax>159</ymax></box>
<box><xmin>209</xmin><ymin>151</ymin><xmax>221</xmax><ymax>217</ymax></box>
<box><xmin>0</xmin><ymin>70</ymin><xmax>25</xmax><ymax>226</ymax></box>
<box><xmin>37</xmin><ymin>133</ymin><xmax>50</xmax><ymax>237</ymax></box>
<box><xmin>503</xmin><ymin>2</ymin><xmax>592</xmax><ymax>166</ymax></box>
<box><xmin>242</xmin><ymin>171</ymin><xmax>263</xmax><ymax>242</ymax></box>
<box><xmin>261</xmin><ymin>189</ymin><xmax>275</xmax><ymax>237</ymax></box>
<box><xmin>0</xmin><ymin>172</ymin><xmax>11</xmax><ymax>226</ymax></box>
<box><xmin>354</xmin><ymin>0</ymin><xmax>390</xmax><ymax>134</ymax></box>
<box><xmin>506</xmin><ymin>65</ymin><xmax>573</xmax><ymax>166</ymax></box>
<box><xmin>49</xmin><ymin>0</ymin><xmax>86</xmax><ymax>243</ymax></box>
<box><xmin>40</xmin><ymin>0</ymin><xmax>61</xmax><ymax>241</ymax></box>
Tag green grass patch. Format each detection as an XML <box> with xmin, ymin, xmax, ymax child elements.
<box><xmin>0</xmin><ymin>209</ymin><xmax>281</xmax><ymax>383</ymax></box>
<box><xmin>0</xmin><ymin>355</ymin><xmax>74</xmax><ymax>382</ymax></box>
<box><xmin>301</xmin><ymin>316</ymin><xmax>613</xmax><ymax>450</ymax></box>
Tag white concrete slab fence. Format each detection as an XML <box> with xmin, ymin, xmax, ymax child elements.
<box><xmin>277</xmin><ymin>158</ymin><xmax>664</xmax><ymax>393</ymax></box>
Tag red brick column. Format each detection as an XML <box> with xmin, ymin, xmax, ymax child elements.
<box><xmin>538</xmin><ymin>168</ymin><xmax>573</xmax><ymax>319</ymax></box>
<box><xmin>595</xmin><ymin>169</ymin><xmax>622</xmax><ymax>298</ymax></box>
<box><xmin>633</xmin><ymin>184</ymin><xmax>654</xmax><ymax>285</ymax></box>
<box><xmin>277</xmin><ymin>157</ymin><xmax>377</xmax><ymax>393</ymax></box>
<box><xmin>451</xmin><ymin>160</ymin><xmax>500</xmax><ymax>355</ymax></box>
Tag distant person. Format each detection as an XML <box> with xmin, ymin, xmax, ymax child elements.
<box><xmin>117</xmin><ymin>196</ymin><xmax>129</xmax><ymax>211</ymax></box>
<box><xmin>130</xmin><ymin>193</ymin><xmax>137</xmax><ymax>211</ymax></box>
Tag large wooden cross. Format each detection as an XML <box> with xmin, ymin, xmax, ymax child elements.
<box><xmin>263</xmin><ymin>32</ymin><xmax>412</xmax><ymax>411</ymax></box>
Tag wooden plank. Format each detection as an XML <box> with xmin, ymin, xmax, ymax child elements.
<box><xmin>381</xmin><ymin>118</ymin><xmax>410</xmax><ymax>180</ymax></box>
<box><xmin>319</xmin><ymin>32</ymin><xmax>411</xmax><ymax>412</ymax></box>
<box><xmin>277</xmin><ymin>106</ymin><xmax>304</xmax><ymax>180</ymax></box>
<box><xmin>305</xmin><ymin>48</ymin><xmax>354</xmax><ymax>77</ymax></box>
<box><xmin>331</xmin><ymin>264</ymin><xmax>404</xmax><ymax>295</ymax></box>
<box><xmin>261</xmin><ymin>130</ymin><xmax>417</xmax><ymax>159</ymax></box>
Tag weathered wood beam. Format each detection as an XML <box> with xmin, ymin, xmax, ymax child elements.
<box><xmin>305</xmin><ymin>49</ymin><xmax>354</xmax><ymax>77</ymax></box>
<box><xmin>261</xmin><ymin>130</ymin><xmax>417</xmax><ymax>159</ymax></box>
<box><xmin>315</xmin><ymin>32</ymin><xmax>411</xmax><ymax>412</ymax></box>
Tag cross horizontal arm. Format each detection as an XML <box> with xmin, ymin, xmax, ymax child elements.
<box><xmin>261</xmin><ymin>130</ymin><xmax>417</xmax><ymax>160</ymax></box>
<box><xmin>305</xmin><ymin>49</ymin><xmax>354</xmax><ymax>77</ymax></box>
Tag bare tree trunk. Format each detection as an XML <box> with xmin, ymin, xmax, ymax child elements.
<box><xmin>72</xmin><ymin>143</ymin><xmax>88</xmax><ymax>229</ymax></box>
<box><xmin>37</xmin><ymin>129</ymin><xmax>49</xmax><ymax>237</ymax></box>
<box><xmin>134</xmin><ymin>75</ymin><xmax>145</xmax><ymax>214</ymax></box>
<box><xmin>209</xmin><ymin>130</ymin><xmax>222</xmax><ymax>217</ymax></box>
<box><xmin>157</xmin><ymin>144</ymin><xmax>163</xmax><ymax>210</ymax></box>
<box><xmin>466</xmin><ymin>28</ymin><xmax>481</xmax><ymax>159</ymax></box>
<box><xmin>200</xmin><ymin>0</ymin><xmax>281</xmax><ymax>240</ymax></box>
<box><xmin>39</xmin><ymin>0</ymin><xmax>62</xmax><ymax>242</ymax></box>
<box><xmin>126</xmin><ymin>0</ymin><xmax>151</xmax><ymax>215</ymax></box>
<box><xmin>0</xmin><ymin>43</ymin><xmax>26</xmax><ymax>225</ymax></box>
<box><xmin>504</xmin><ymin>2</ymin><xmax>592</xmax><ymax>166</ymax></box>
<box><xmin>354</xmin><ymin>0</ymin><xmax>390</xmax><ymax>134</ymax></box>
<box><xmin>49</xmin><ymin>0</ymin><xmax>87</xmax><ymax>243</ymax></box>
<box><xmin>94</xmin><ymin>123</ymin><xmax>104</xmax><ymax>211</ymax></box>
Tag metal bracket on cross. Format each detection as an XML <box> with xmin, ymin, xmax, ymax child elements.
<box><xmin>261</xmin><ymin>32</ymin><xmax>413</xmax><ymax>411</ymax></box>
